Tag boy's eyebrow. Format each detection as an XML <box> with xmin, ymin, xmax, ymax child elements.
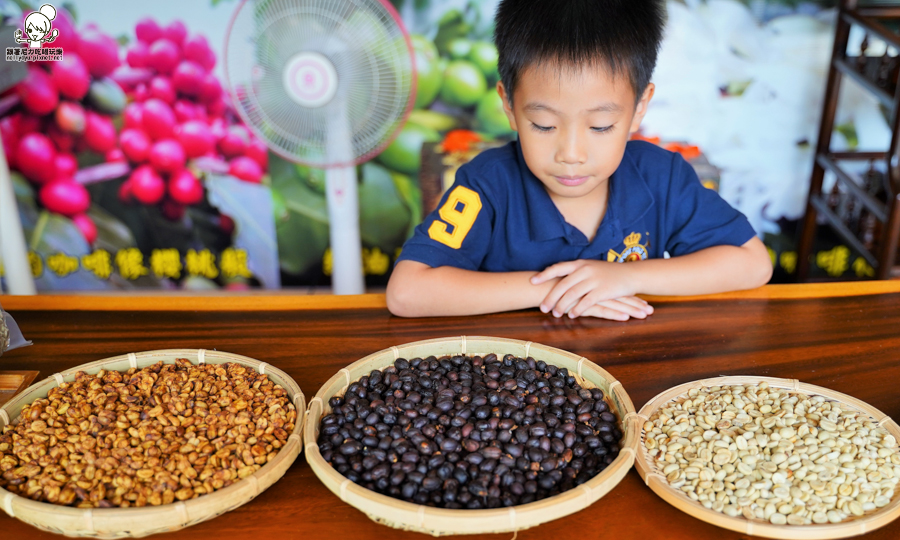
<box><xmin>522</xmin><ymin>102</ymin><xmax>623</xmax><ymax>114</ymax></box>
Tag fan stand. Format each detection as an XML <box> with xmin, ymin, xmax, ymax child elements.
<box><xmin>325</xmin><ymin>110</ymin><xmax>365</xmax><ymax>295</ymax></box>
<box><xmin>283</xmin><ymin>51</ymin><xmax>365</xmax><ymax>295</ymax></box>
<box><xmin>227</xmin><ymin>0</ymin><xmax>415</xmax><ymax>296</ymax></box>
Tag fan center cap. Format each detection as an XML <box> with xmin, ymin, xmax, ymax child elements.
<box><xmin>282</xmin><ymin>52</ymin><xmax>338</xmax><ymax>108</ymax></box>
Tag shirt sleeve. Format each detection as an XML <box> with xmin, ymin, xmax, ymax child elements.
<box><xmin>663</xmin><ymin>153</ymin><xmax>757</xmax><ymax>257</ymax></box>
<box><xmin>395</xmin><ymin>165</ymin><xmax>495</xmax><ymax>270</ymax></box>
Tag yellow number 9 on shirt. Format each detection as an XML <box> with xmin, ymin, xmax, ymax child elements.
<box><xmin>428</xmin><ymin>186</ymin><xmax>482</xmax><ymax>249</ymax></box>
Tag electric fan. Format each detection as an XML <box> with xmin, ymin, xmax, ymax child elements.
<box><xmin>224</xmin><ymin>0</ymin><xmax>416</xmax><ymax>295</ymax></box>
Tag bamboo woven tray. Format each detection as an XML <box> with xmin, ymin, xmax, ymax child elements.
<box><xmin>0</xmin><ymin>349</ymin><xmax>305</xmax><ymax>538</ymax></box>
<box><xmin>304</xmin><ymin>336</ymin><xmax>639</xmax><ymax>536</ymax></box>
<box><xmin>634</xmin><ymin>375</ymin><xmax>900</xmax><ymax>539</ymax></box>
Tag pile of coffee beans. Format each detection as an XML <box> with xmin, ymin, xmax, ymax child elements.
<box><xmin>316</xmin><ymin>353</ymin><xmax>622</xmax><ymax>509</ymax></box>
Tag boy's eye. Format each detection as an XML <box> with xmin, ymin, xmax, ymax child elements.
<box><xmin>529</xmin><ymin>123</ymin><xmax>553</xmax><ymax>133</ymax></box>
<box><xmin>591</xmin><ymin>125</ymin><xmax>614</xmax><ymax>133</ymax></box>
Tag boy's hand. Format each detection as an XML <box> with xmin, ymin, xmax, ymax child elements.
<box><xmin>577</xmin><ymin>296</ymin><xmax>654</xmax><ymax>321</ymax></box>
<box><xmin>531</xmin><ymin>260</ymin><xmax>652</xmax><ymax>320</ymax></box>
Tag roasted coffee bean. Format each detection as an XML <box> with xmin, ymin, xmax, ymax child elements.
<box><xmin>339</xmin><ymin>441</ymin><xmax>362</xmax><ymax>455</ymax></box>
<box><xmin>372</xmin><ymin>463</ymin><xmax>391</xmax><ymax>480</ymax></box>
<box><xmin>463</xmin><ymin>439</ymin><xmax>480</xmax><ymax>453</ymax></box>
<box><xmin>551</xmin><ymin>438</ymin><xmax>566</xmax><ymax>454</ymax></box>
<box><xmin>441</xmin><ymin>438</ymin><xmax>460</xmax><ymax>453</ymax></box>
<box><xmin>465</xmin><ymin>452</ymin><xmax>485</xmax><ymax>465</ymax></box>
<box><xmin>390</xmin><ymin>471</ymin><xmax>405</xmax><ymax>485</ymax></box>
<box><xmin>428</xmin><ymin>454</ymin><xmax>445</xmax><ymax>469</ymax></box>
<box><xmin>506</xmin><ymin>443</ymin><xmax>524</xmax><ymax>458</ymax></box>
<box><xmin>317</xmin><ymin>353</ymin><xmax>621</xmax><ymax>509</ymax></box>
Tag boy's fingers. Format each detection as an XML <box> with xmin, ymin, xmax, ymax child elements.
<box><xmin>539</xmin><ymin>274</ymin><xmax>579</xmax><ymax>313</ymax></box>
<box><xmin>616</xmin><ymin>296</ymin><xmax>654</xmax><ymax>314</ymax></box>
<box><xmin>549</xmin><ymin>279</ymin><xmax>593</xmax><ymax>317</ymax></box>
<box><xmin>531</xmin><ymin>261</ymin><xmax>577</xmax><ymax>285</ymax></box>
<box><xmin>573</xmin><ymin>298</ymin><xmax>646</xmax><ymax>320</ymax></box>
<box><xmin>581</xmin><ymin>304</ymin><xmax>630</xmax><ymax>322</ymax></box>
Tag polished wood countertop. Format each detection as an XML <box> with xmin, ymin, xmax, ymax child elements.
<box><xmin>1</xmin><ymin>281</ymin><xmax>900</xmax><ymax>539</ymax></box>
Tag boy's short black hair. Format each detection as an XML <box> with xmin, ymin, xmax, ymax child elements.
<box><xmin>494</xmin><ymin>0</ymin><xmax>665</xmax><ymax>104</ymax></box>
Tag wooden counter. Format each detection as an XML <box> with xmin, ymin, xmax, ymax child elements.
<box><xmin>2</xmin><ymin>282</ymin><xmax>900</xmax><ymax>539</ymax></box>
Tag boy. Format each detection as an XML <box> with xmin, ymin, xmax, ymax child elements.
<box><xmin>386</xmin><ymin>0</ymin><xmax>772</xmax><ymax>319</ymax></box>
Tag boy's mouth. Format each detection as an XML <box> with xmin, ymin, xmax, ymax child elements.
<box><xmin>555</xmin><ymin>175</ymin><xmax>589</xmax><ymax>187</ymax></box>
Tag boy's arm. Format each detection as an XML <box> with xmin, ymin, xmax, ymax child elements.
<box><xmin>387</xmin><ymin>260</ymin><xmax>559</xmax><ymax>317</ymax></box>
<box><xmin>386</xmin><ymin>261</ymin><xmax>654</xmax><ymax>318</ymax></box>
<box><xmin>532</xmin><ymin>236</ymin><xmax>772</xmax><ymax>318</ymax></box>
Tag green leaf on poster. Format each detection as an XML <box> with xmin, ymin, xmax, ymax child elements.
<box><xmin>359</xmin><ymin>163</ymin><xmax>411</xmax><ymax>252</ymax></box>
<box><xmin>205</xmin><ymin>174</ymin><xmax>281</xmax><ymax>288</ymax></box>
<box><xmin>388</xmin><ymin>170</ymin><xmax>422</xmax><ymax>239</ymax></box>
<box><xmin>27</xmin><ymin>211</ymin><xmax>113</xmax><ymax>290</ymax></box>
<box><xmin>269</xmin><ymin>154</ymin><xmax>330</xmax><ymax>276</ymax></box>
<box><xmin>88</xmin><ymin>205</ymin><xmax>137</xmax><ymax>253</ymax></box>
<box><xmin>11</xmin><ymin>173</ymin><xmax>36</xmax><ymax>216</ymax></box>
<box><xmin>86</xmin><ymin>206</ymin><xmax>163</xmax><ymax>290</ymax></box>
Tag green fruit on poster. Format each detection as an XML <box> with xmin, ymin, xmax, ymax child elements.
<box><xmin>411</xmin><ymin>35</ymin><xmax>442</xmax><ymax>109</ymax></box>
<box><xmin>359</xmin><ymin>162</ymin><xmax>412</xmax><ymax>251</ymax></box>
<box><xmin>468</xmin><ymin>41</ymin><xmax>499</xmax><ymax>83</ymax></box>
<box><xmin>440</xmin><ymin>60</ymin><xmax>487</xmax><ymax>108</ymax></box>
<box><xmin>407</xmin><ymin>109</ymin><xmax>458</xmax><ymax>132</ymax></box>
<box><xmin>476</xmin><ymin>89</ymin><xmax>514</xmax><ymax>137</ymax></box>
<box><xmin>376</xmin><ymin>122</ymin><xmax>440</xmax><ymax>175</ymax></box>
<box><xmin>446</xmin><ymin>38</ymin><xmax>472</xmax><ymax>60</ymax></box>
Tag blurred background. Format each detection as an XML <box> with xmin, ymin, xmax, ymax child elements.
<box><xmin>0</xmin><ymin>0</ymin><xmax>894</xmax><ymax>292</ymax></box>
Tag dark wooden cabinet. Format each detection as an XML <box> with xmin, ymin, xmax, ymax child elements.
<box><xmin>798</xmin><ymin>0</ymin><xmax>900</xmax><ymax>280</ymax></box>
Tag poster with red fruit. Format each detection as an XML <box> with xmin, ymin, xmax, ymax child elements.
<box><xmin>1</xmin><ymin>2</ymin><xmax>280</xmax><ymax>291</ymax></box>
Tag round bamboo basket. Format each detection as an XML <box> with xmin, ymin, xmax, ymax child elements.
<box><xmin>634</xmin><ymin>375</ymin><xmax>900</xmax><ymax>539</ymax></box>
<box><xmin>0</xmin><ymin>349</ymin><xmax>305</xmax><ymax>538</ymax></box>
<box><xmin>304</xmin><ymin>336</ymin><xmax>639</xmax><ymax>535</ymax></box>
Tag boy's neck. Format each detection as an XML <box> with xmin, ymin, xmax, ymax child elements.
<box><xmin>546</xmin><ymin>178</ymin><xmax>610</xmax><ymax>242</ymax></box>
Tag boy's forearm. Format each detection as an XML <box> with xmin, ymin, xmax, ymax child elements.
<box><xmin>387</xmin><ymin>263</ymin><xmax>556</xmax><ymax>317</ymax></box>
<box><xmin>629</xmin><ymin>238</ymin><xmax>773</xmax><ymax>296</ymax></box>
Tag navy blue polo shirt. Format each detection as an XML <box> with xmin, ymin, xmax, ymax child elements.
<box><xmin>396</xmin><ymin>140</ymin><xmax>756</xmax><ymax>272</ymax></box>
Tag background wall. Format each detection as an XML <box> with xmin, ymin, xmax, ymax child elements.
<box><xmin>0</xmin><ymin>0</ymin><xmax>890</xmax><ymax>290</ymax></box>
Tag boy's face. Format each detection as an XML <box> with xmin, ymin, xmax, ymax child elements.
<box><xmin>498</xmin><ymin>63</ymin><xmax>653</xmax><ymax>204</ymax></box>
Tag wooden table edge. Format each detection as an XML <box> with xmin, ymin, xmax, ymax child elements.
<box><xmin>1</xmin><ymin>281</ymin><xmax>899</xmax><ymax>312</ymax></box>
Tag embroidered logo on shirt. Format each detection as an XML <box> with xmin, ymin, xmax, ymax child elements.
<box><xmin>607</xmin><ymin>232</ymin><xmax>650</xmax><ymax>263</ymax></box>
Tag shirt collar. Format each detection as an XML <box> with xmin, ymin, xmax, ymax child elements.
<box><xmin>610</xmin><ymin>144</ymin><xmax>655</xmax><ymax>229</ymax></box>
<box><xmin>517</xmin><ymin>140</ymin><xmax>655</xmax><ymax>242</ymax></box>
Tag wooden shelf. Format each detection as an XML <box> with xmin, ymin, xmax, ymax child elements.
<box><xmin>817</xmin><ymin>154</ymin><xmax>888</xmax><ymax>221</ymax></box>
<box><xmin>834</xmin><ymin>57</ymin><xmax>895</xmax><ymax>111</ymax></box>
<box><xmin>798</xmin><ymin>0</ymin><xmax>900</xmax><ymax>281</ymax></box>
<box><xmin>810</xmin><ymin>194</ymin><xmax>880</xmax><ymax>267</ymax></box>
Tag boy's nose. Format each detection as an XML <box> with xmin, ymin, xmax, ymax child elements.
<box><xmin>555</xmin><ymin>129</ymin><xmax>587</xmax><ymax>165</ymax></box>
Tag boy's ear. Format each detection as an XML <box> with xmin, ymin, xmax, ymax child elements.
<box><xmin>497</xmin><ymin>82</ymin><xmax>518</xmax><ymax>132</ymax></box>
<box><xmin>629</xmin><ymin>83</ymin><xmax>655</xmax><ymax>134</ymax></box>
